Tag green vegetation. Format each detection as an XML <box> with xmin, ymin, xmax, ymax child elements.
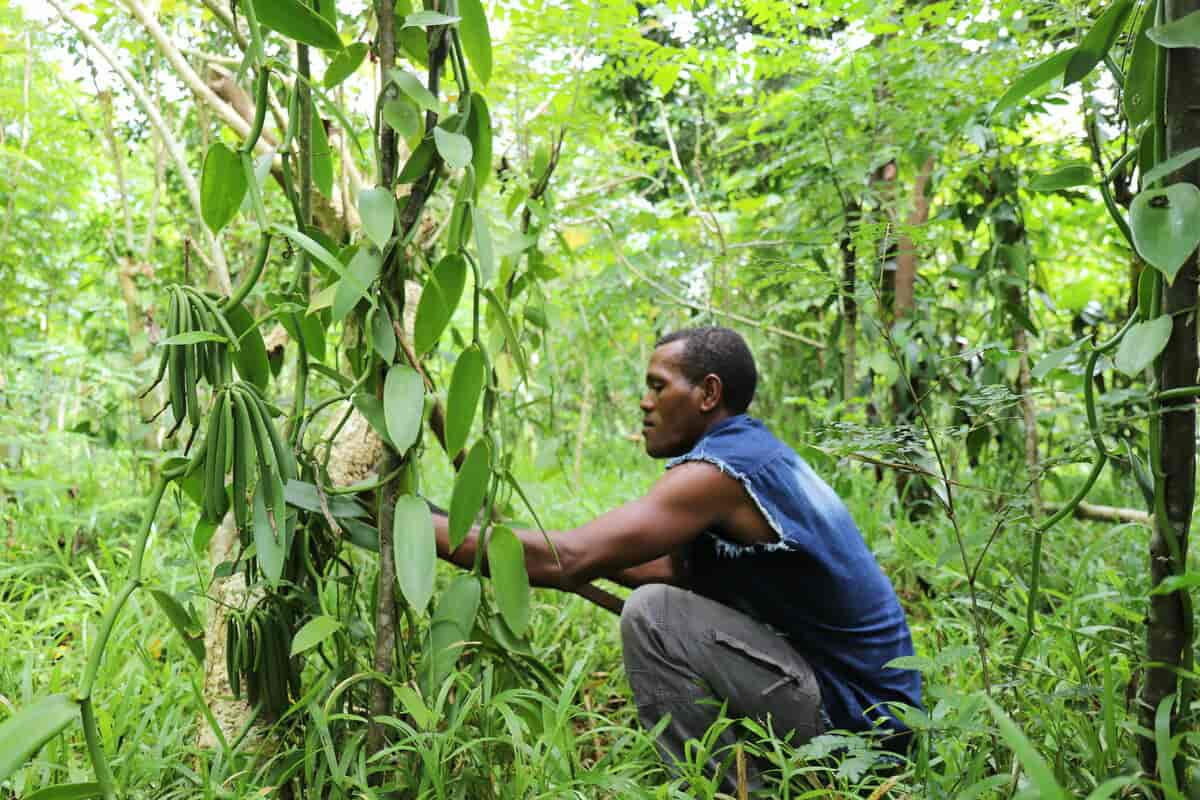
<box><xmin>3</xmin><ymin>0</ymin><xmax>1200</xmax><ymax>796</ymax></box>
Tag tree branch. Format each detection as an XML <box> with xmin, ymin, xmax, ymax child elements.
<box><xmin>50</xmin><ymin>0</ymin><xmax>232</xmax><ymax>292</ymax></box>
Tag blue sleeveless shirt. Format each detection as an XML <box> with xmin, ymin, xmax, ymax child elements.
<box><xmin>667</xmin><ymin>414</ymin><xmax>922</xmax><ymax>744</ymax></box>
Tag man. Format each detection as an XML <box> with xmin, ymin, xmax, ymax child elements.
<box><xmin>431</xmin><ymin>326</ymin><xmax>922</xmax><ymax>792</ymax></box>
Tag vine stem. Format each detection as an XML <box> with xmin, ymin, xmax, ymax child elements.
<box><xmin>367</xmin><ymin>0</ymin><xmax>401</xmax><ymax>770</ymax></box>
<box><xmin>77</xmin><ymin>474</ymin><xmax>170</xmax><ymax>698</ymax></box>
<box><xmin>1012</xmin><ymin>453</ymin><xmax>1108</xmax><ymax>663</ymax></box>
<box><xmin>77</xmin><ymin>458</ymin><xmax>188</xmax><ymax>798</ymax></box>
<box><xmin>1013</xmin><ymin>316</ymin><xmax>1133</xmax><ymax>665</ymax></box>
<box><xmin>222</xmin><ymin>232</ymin><xmax>271</xmax><ymax>313</ymax></box>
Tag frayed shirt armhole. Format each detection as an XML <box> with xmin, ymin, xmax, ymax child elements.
<box><xmin>666</xmin><ymin>452</ymin><xmax>793</xmax><ymax>558</ymax></box>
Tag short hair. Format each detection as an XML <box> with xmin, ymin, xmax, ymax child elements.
<box><xmin>655</xmin><ymin>326</ymin><xmax>757</xmax><ymax>414</ymax></box>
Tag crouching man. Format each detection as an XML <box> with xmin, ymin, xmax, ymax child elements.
<box><xmin>431</xmin><ymin>326</ymin><xmax>922</xmax><ymax>792</ymax></box>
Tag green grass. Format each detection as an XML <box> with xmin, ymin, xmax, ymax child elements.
<box><xmin>0</xmin><ymin>411</ymin><xmax>1183</xmax><ymax>798</ymax></box>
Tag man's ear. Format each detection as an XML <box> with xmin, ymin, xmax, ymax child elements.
<box><xmin>699</xmin><ymin>374</ymin><xmax>723</xmax><ymax>412</ymax></box>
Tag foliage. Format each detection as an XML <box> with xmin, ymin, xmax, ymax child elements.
<box><xmin>3</xmin><ymin>0</ymin><xmax>1200</xmax><ymax>796</ymax></box>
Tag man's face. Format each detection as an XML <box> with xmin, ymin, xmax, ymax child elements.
<box><xmin>640</xmin><ymin>341</ymin><xmax>710</xmax><ymax>459</ymax></box>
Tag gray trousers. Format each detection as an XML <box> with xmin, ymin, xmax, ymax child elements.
<box><xmin>620</xmin><ymin>583</ymin><xmax>825</xmax><ymax>795</ymax></box>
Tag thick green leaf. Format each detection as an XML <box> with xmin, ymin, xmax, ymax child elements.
<box><xmin>486</xmin><ymin>610</ymin><xmax>533</xmax><ymax>655</ymax></box>
<box><xmin>24</xmin><ymin>782</ymin><xmax>104</xmax><ymax>800</ymax></box>
<box><xmin>200</xmin><ymin>142</ymin><xmax>247</xmax><ymax>233</ymax></box>
<box><xmin>404</xmin><ymin>10</ymin><xmax>460</xmax><ymax>28</ymax></box>
<box><xmin>159</xmin><ymin>330</ymin><xmax>229</xmax><ymax>346</ymax></box>
<box><xmin>1114</xmin><ymin>315</ymin><xmax>1172</xmax><ymax>375</ymax></box>
<box><xmin>299</xmin><ymin>312</ymin><xmax>327</xmax><ymax>361</ymax></box>
<box><xmin>393</xmin><ymin>494</ymin><xmax>436</xmax><ymax>613</ymax></box>
<box><xmin>371</xmin><ymin>305</ymin><xmax>397</xmax><ymax>363</ymax></box>
<box><xmin>382</xmin><ymin>98</ymin><xmax>421</xmax><ymax>140</ymax></box>
<box><xmin>193</xmin><ymin>517</ymin><xmax>218</xmax><ymax>552</ymax></box>
<box><xmin>332</xmin><ymin>246</ymin><xmax>382</xmax><ymax>322</ymax></box>
<box><xmin>290</xmin><ymin>615</ymin><xmax>341</xmax><ymax>656</ymax></box>
<box><xmin>435</xmin><ymin>574</ymin><xmax>481</xmax><ymax>634</ymax></box>
<box><xmin>390</xmin><ymin>69</ymin><xmax>439</xmax><ymax>111</ymax></box>
<box><xmin>1124</xmin><ymin>0</ymin><xmax>1159</xmax><ymax>126</ymax></box>
<box><xmin>991</xmin><ymin>49</ymin><xmax>1075</xmax><ymax>117</ymax></box>
<box><xmin>413</xmin><ymin>254</ymin><xmax>468</xmax><ymax>354</ymax></box>
<box><xmin>487</xmin><ymin>525</ymin><xmax>530</xmax><ymax>636</ymax></box>
<box><xmin>1148</xmin><ymin>9</ymin><xmax>1200</xmax><ymax>47</ymax></box>
<box><xmin>238</xmin><ymin>152</ymin><xmax>274</xmax><ymax>217</ymax></box>
<box><xmin>449</xmin><ymin>440</ymin><xmax>490</xmax><ymax>549</ymax></box>
<box><xmin>1032</xmin><ymin>343</ymin><xmax>1079</xmax><ymax>380</ymax></box>
<box><xmin>253</xmin><ymin>479</ymin><xmax>287</xmax><ymax>586</ymax></box>
<box><xmin>434</xmin><ymin>127</ymin><xmax>473</xmax><ymax>169</ymax></box>
<box><xmin>226</xmin><ymin>303</ymin><xmax>270</xmax><ymax>391</ymax></box>
<box><xmin>1130</xmin><ymin>183</ymin><xmax>1200</xmax><ymax>282</ymax></box>
<box><xmin>324</xmin><ymin>41</ymin><xmax>367</xmax><ymax>88</ymax></box>
<box><xmin>342</xmin><ymin>518</ymin><xmax>380</xmax><ymax>551</ymax></box>
<box><xmin>395</xmin><ymin>0</ymin><xmax>428</xmax><ymax>63</ymax></box>
<box><xmin>446</xmin><ymin>345</ymin><xmax>486</xmax><ymax>455</ymax></box>
<box><xmin>0</xmin><ymin>694</ymin><xmax>78</xmax><ymax>781</ymax></box>
<box><xmin>399</xmin><ymin>25</ymin><xmax>429</xmax><ymax>66</ymax></box>
<box><xmin>420</xmin><ymin>575</ymin><xmax>481</xmax><ymax>696</ymax></box>
<box><xmin>284</xmin><ymin>478</ymin><xmax>368</xmax><ymax>518</ymax></box>
<box><xmin>316</xmin><ymin>0</ymin><xmax>336</xmax><ymax>26</ymax></box>
<box><xmin>458</xmin><ymin>0</ymin><xmax>492</xmax><ymax>85</ymax></box>
<box><xmin>484</xmin><ymin>289</ymin><xmax>528</xmax><ymax>381</ymax></box>
<box><xmin>311</xmin><ymin>113</ymin><xmax>334</xmax><ymax>197</ymax></box>
<box><xmin>149</xmin><ymin>589</ymin><xmax>205</xmax><ymax>664</ymax></box>
<box><xmin>397</xmin><ymin>138</ymin><xmax>436</xmax><ymax>183</ymax></box>
<box><xmin>358</xmin><ymin>187</ymin><xmax>396</xmax><ymax>249</ymax></box>
<box><xmin>1142</xmin><ymin>146</ymin><xmax>1200</xmax><ymax>187</ymax></box>
<box><xmin>1028</xmin><ymin>162</ymin><xmax>1093</xmax><ymax>191</ymax></box>
<box><xmin>272</xmin><ymin>224</ymin><xmax>347</xmax><ymax>278</ymax></box>
<box><xmin>384</xmin><ymin>364</ymin><xmax>424</xmax><ymax>453</ymax></box>
<box><xmin>352</xmin><ymin>393</ymin><xmax>392</xmax><ymax>447</ymax></box>
<box><xmin>256</xmin><ymin>0</ymin><xmax>344</xmax><ymax>50</ymax></box>
<box><xmin>467</xmin><ymin>94</ymin><xmax>493</xmax><ymax>194</ymax></box>
<box><xmin>473</xmin><ymin>205</ymin><xmax>495</xmax><ymax>285</ymax></box>
<box><xmin>1065</xmin><ymin>0</ymin><xmax>1134</xmax><ymax>85</ymax></box>
<box><xmin>421</xmin><ymin>620</ymin><xmax>465</xmax><ymax>697</ymax></box>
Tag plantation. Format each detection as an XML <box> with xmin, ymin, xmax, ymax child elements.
<box><xmin>4</xmin><ymin>0</ymin><xmax>1200</xmax><ymax>797</ymax></box>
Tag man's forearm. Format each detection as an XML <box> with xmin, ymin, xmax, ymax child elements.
<box><xmin>607</xmin><ymin>554</ymin><xmax>689</xmax><ymax>589</ymax></box>
<box><xmin>429</xmin><ymin>508</ymin><xmax>624</xmax><ymax>614</ymax></box>
<box><xmin>429</xmin><ymin>509</ymin><xmax>576</xmax><ymax>590</ymax></box>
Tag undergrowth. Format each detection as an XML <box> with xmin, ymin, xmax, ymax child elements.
<box><xmin>0</xmin><ymin>398</ymin><xmax>1174</xmax><ymax>798</ymax></box>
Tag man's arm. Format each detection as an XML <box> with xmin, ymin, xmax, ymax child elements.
<box><xmin>606</xmin><ymin>552</ymin><xmax>690</xmax><ymax>589</ymax></box>
<box><xmin>573</xmin><ymin>553</ymin><xmax>691</xmax><ymax>615</ymax></box>
<box><xmin>430</xmin><ymin>461</ymin><xmax>736</xmax><ymax>592</ymax></box>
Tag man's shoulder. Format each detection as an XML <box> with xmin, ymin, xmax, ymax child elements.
<box><xmin>674</xmin><ymin>415</ymin><xmax>792</xmax><ymax>476</ymax></box>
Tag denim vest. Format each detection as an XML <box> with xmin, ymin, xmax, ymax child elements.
<box><xmin>667</xmin><ymin>414</ymin><xmax>922</xmax><ymax>743</ymax></box>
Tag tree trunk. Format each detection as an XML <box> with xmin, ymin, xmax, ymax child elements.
<box><xmin>1139</xmin><ymin>0</ymin><xmax>1200</xmax><ymax>780</ymax></box>
<box><xmin>840</xmin><ymin>201</ymin><xmax>861</xmax><ymax>402</ymax></box>
<box><xmin>890</xmin><ymin>157</ymin><xmax>935</xmax><ymax>515</ymax></box>
<box><xmin>893</xmin><ymin>156</ymin><xmax>934</xmax><ymax>320</ymax></box>
<box><xmin>1014</xmin><ymin>323</ymin><xmax>1041</xmax><ymax>515</ymax></box>
<box><xmin>366</xmin><ymin>0</ymin><xmax>400</xmax><ymax>767</ymax></box>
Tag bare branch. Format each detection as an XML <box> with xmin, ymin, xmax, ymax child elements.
<box><xmin>49</xmin><ymin>0</ymin><xmax>232</xmax><ymax>293</ymax></box>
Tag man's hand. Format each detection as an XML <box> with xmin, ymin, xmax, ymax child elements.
<box><xmin>427</xmin><ymin>461</ymin><xmax>743</xmax><ymax>591</ymax></box>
